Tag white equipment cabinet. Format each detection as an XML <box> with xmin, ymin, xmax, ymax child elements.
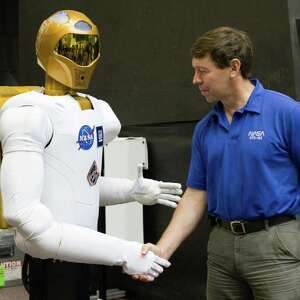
<box><xmin>104</xmin><ymin>137</ymin><xmax>148</xmax><ymax>243</ymax></box>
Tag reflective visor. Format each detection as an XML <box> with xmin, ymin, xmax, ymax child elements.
<box><xmin>55</xmin><ymin>33</ymin><xmax>100</xmax><ymax>66</ymax></box>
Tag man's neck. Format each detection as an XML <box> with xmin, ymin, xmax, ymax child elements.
<box><xmin>222</xmin><ymin>78</ymin><xmax>254</xmax><ymax>123</ymax></box>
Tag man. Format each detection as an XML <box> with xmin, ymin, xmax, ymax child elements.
<box><xmin>0</xmin><ymin>10</ymin><xmax>182</xmax><ymax>299</ymax></box>
<box><xmin>137</xmin><ymin>26</ymin><xmax>300</xmax><ymax>299</ymax></box>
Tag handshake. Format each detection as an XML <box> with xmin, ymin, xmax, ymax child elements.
<box><xmin>121</xmin><ymin>242</ymin><xmax>168</xmax><ymax>282</ymax></box>
<box><xmin>119</xmin><ymin>164</ymin><xmax>180</xmax><ymax>281</ymax></box>
<box><xmin>134</xmin><ymin>243</ymin><xmax>166</xmax><ymax>282</ymax></box>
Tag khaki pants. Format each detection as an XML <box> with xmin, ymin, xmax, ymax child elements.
<box><xmin>207</xmin><ymin>219</ymin><xmax>300</xmax><ymax>300</ymax></box>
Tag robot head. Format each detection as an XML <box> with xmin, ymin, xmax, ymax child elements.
<box><xmin>36</xmin><ymin>10</ymin><xmax>100</xmax><ymax>90</ymax></box>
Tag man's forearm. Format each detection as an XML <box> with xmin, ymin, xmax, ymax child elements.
<box><xmin>157</xmin><ymin>188</ymin><xmax>207</xmax><ymax>259</ymax></box>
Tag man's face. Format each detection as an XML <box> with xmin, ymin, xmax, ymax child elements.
<box><xmin>192</xmin><ymin>55</ymin><xmax>231</xmax><ymax>103</ymax></box>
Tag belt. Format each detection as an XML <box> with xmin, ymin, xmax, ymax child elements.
<box><xmin>209</xmin><ymin>214</ymin><xmax>296</xmax><ymax>235</ymax></box>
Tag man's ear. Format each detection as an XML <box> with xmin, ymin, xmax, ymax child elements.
<box><xmin>229</xmin><ymin>58</ymin><xmax>241</xmax><ymax>78</ymax></box>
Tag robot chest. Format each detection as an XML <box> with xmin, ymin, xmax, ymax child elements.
<box><xmin>54</xmin><ymin>109</ymin><xmax>103</xmax><ymax>146</ymax></box>
<box><xmin>45</xmin><ymin>113</ymin><xmax>104</xmax><ymax>171</ymax></box>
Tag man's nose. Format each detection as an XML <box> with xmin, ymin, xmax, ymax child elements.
<box><xmin>192</xmin><ymin>73</ymin><xmax>202</xmax><ymax>85</ymax></box>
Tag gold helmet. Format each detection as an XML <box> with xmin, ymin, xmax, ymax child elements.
<box><xmin>36</xmin><ymin>10</ymin><xmax>100</xmax><ymax>90</ymax></box>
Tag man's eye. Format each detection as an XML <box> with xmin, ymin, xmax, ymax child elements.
<box><xmin>195</xmin><ymin>69</ymin><xmax>207</xmax><ymax>75</ymax></box>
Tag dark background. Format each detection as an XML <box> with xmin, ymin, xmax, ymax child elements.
<box><xmin>3</xmin><ymin>0</ymin><xmax>300</xmax><ymax>125</ymax></box>
<box><xmin>0</xmin><ymin>0</ymin><xmax>18</xmax><ymax>85</ymax></box>
<box><xmin>2</xmin><ymin>0</ymin><xmax>300</xmax><ymax>299</ymax></box>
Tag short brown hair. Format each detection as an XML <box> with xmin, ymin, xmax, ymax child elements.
<box><xmin>191</xmin><ymin>26</ymin><xmax>253</xmax><ymax>78</ymax></box>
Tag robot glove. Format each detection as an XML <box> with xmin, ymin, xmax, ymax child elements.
<box><xmin>130</xmin><ymin>164</ymin><xmax>182</xmax><ymax>208</ymax></box>
<box><xmin>122</xmin><ymin>241</ymin><xmax>171</xmax><ymax>279</ymax></box>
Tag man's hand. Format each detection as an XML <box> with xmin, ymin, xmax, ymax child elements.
<box><xmin>130</xmin><ymin>164</ymin><xmax>182</xmax><ymax>208</ymax></box>
<box><xmin>122</xmin><ymin>242</ymin><xmax>170</xmax><ymax>281</ymax></box>
<box><xmin>132</xmin><ymin>243</ymin><xmax>165</xmax><ymax>282</ymax></box>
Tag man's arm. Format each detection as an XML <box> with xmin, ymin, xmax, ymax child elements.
<box><xmin>155</xmin><ymin>187</ymin><xmax>207</xmax><ymax>259</ymax></box>
<box><xmin>133</xmin><ymin>187</ymin><xmax>206</xmax><ymax>281</ymax></box>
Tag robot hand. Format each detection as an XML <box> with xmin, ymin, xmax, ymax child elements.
<box><xmin>129</xmin><ymin>164</ymin><xmax>182</xmax><ymax>208</ymax></box>
<box><xmin>132</xmin><ymin>243</ymin><xmax>166</xmax><ymax>282</ymax></box>
<box><xmin>122</xmin><ymin>241</ymin><xmax>171</xmax><ymax>281</ymax></box>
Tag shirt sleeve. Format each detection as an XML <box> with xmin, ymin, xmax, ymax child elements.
<box><xmin>186</xmin><ymin>123</ymin><xmax>207</xmax><ymax>190</ymax></box>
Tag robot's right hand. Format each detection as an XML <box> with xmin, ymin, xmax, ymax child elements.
<box><xmin>122</xmin><ymin>242</ymin><xmax>171</xmax><ymax>281</ymax></box>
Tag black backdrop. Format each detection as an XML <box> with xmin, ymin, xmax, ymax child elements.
<box><xmin>0</xmin><ymin>0</ymin><xmax>18</xmax><ymax>84</ymax></box>
<box><xmin>17</xmin><ymin>0</ymin><xmax>298</xmax><ymax>125</ymax></box>
<box><xmin>2</xmin><ymin>0</ymin><xmax>300</xmax><ymax>299</ymax></box>
<box><xmin>116</xmin><ymin>122</ymin><xmax>210</xmax><ymax>299</ymax></box>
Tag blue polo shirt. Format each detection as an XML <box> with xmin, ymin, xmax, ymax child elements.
<box><xmin>186</xmin><ymin>79</ymin><xmax>300</xmax><ymax>221</ymax></box>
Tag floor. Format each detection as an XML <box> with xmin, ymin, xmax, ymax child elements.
<box><xmin>0</xmin><ymin>285</ymin><xmax>29</xmax><ymax>300</ymax></box>
<box><xmin>0</xmin><ymin>285</ymin><xmax>127</xmax><ymax>300</ymax></box>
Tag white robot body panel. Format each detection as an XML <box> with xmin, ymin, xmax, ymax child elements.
<box><xmin>1</xmin><ymin>91</ymin><xmax>121</xmax><ymax>230</ymax></box>
<box><xmin>0</xmin><ymin>9</ymin><xmax>172</xmax><ymax>274</ymax></box>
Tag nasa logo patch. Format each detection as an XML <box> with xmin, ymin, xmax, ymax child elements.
<box><xmin>77</xmin><ymin>125</ymin><xmax>95</xmax><ymax>150</ymax></box>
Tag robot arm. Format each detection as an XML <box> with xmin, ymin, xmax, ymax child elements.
<box><xmin>0</xmin><ymin>105</ymin><xmax>57</xmax><ymax>256</ymax></box>
<box><xmin>99</xmin><ymin>165</ymin><xmax>182</xmax><ymax>208</ymax></box>
<box><xmin>0</xmin><ymin>106</ymin><xmax>170</xmax><ymax>278</ymax></box>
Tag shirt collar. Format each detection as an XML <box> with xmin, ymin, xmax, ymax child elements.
<box><xmin>241</xmin><ymin>78</ymin><xmax>263</xmax><ymax>114</ymax></box>
<box><xmin>211</xmin><ymin>78</ymin><xmax>263</xmax><ymax>119</ymax></box>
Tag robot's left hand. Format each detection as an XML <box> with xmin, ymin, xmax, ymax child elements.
<box><xmin>130</xmin><ymin>164</ymin><xmax>182</xmax><ymax>208</ymax></box>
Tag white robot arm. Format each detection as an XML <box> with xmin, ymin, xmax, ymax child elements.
<box><xmin>99</xmin><ymin>165</ymin><xmax>182</xmax><ymax>208</ymax></box>
<box><xmin>0</xmin><ymin>106</ymin><xmax>170</xmax><ymax>278</ymax></box>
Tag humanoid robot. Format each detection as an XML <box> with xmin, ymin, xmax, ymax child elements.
<box><xmin>0</xmin><ymin>10</ymin><xmax>182</xmax><ymax>295</ymax></box>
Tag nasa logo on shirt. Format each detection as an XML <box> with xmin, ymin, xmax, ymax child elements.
<box><xmin>248</xmin><ymin>130</ymin><xmax>265</xmax><ymax>140</ymax></box>
<box><xmin>77</xmin><ymin>125</ymin><xmax>95</xmax><ymax>150</ymax></box>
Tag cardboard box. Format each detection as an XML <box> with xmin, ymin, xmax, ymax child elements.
<box><xmin>0</xmin><ymin>229</ymin><xmax>24</xmax><ymax>288</ymax></box>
